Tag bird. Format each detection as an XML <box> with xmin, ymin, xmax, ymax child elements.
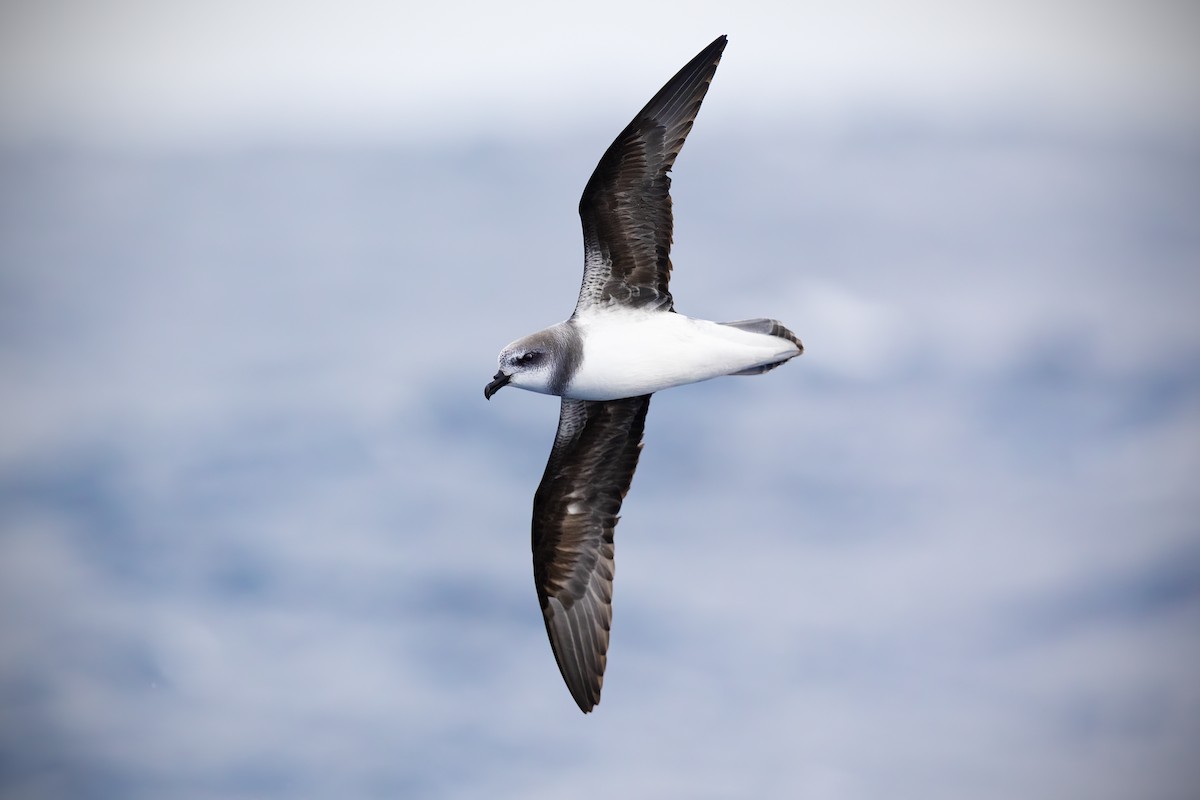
<box><xmin>484</xmin><ymin>34</ymin><xmax>803</xmax><ymax>713</ymax></box>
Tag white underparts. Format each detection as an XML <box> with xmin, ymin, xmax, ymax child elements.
<box><xmin>564</xmin><ymin>309</ymin><xmax>801</xmax><ymax>401</ymax></box>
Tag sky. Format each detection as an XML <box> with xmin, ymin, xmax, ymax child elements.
<box><xmin>2</xmin><ymin>2</ymin><xmax>1199</xmax><ymax>799</ymax></box>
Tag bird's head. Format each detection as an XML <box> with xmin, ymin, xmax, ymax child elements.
<box><xmin>484</xmin><ymin>330</ymin><xmax>561</xmax><ymax>399</ymax></box>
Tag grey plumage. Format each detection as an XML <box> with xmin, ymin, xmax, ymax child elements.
<box><xmin>573</xmin><ymin>35</ymin><xmax>727</xmax><ymax>315</ymax></box>
<box><xmin>532</xmin><ymin>396</ymin><xmax>650</xmax><ymax>711</ymax></box>
<box><xmin>487</xmin><ymin>34</ymin><xmax>803</xmax><ymax>713</ymax></box>
<box><xmin>530</xmin><ymin>36</ymin><xmax>729</xmax><ymax>712</ymax></box>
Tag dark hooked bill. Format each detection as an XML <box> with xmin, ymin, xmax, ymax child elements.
<box><xmin>484</xmin><ymin>371</ymin><xmax>510</xmax><ymax>400</ymax></box>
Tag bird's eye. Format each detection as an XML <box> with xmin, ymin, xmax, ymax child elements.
<box><xmin>518</xmin><ymin>352</ymin><xmax>539</xmax><ymax>365</ymax></box>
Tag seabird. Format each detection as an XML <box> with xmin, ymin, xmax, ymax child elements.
<box><xmin>485</xmin><ymin>35</ymin><xmax>803</xmax><ymax>713</ymax></box>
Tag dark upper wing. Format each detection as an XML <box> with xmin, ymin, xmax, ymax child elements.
<box><xmin>574</xmin><ymin>35</ymin><xmax>727</xmax><ymax>315</ymax></box>
<box><xmin>532</xmin><ymin>396</ymin><xmax>651</xmax><ymax>712</ymax></box>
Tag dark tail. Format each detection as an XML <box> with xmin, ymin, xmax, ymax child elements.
<box><xmin>720</xmin><ymin>318</ymin><xmax>804</xmax><ymax>351</ymax></box>
<box><xmin>720</xmin><ymin>318</ymin><xmax>804</xmax><ymax>375</ymax></box>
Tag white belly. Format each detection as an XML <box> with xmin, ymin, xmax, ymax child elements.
<box><xmin>564</xmin><ymin>310</ymin><xmax>800</xmax><ymax>401</ymax></box>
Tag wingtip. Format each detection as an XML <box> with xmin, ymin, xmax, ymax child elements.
<box><xmin>697</xmin><ymin>35</ymin><xmax>727</xmax><ymax>62</ymax></box>
<box><xmin>561</xmin><ymin>671</ymin><xmax>601</xmax><ymax>713</ymax></box>
<box><xmin>564</xmin><ymin>665</ymin><xmax>604</xmax><ymax>713</ymax></box>
<box><xmin>571</xmin><ymin>682</ymin><xmax>601</xmax><ymax>713</ymax></box>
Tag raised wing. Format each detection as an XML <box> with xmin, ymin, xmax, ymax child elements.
<box><xmin>532</xmin><ymin>396</ymin><xmax>651</xmax><ymax>712</ymax></box>
<box><xmin>574</xmin><ymin>35</ymin><xmax>727</xmax><ymax>314</ymax></box>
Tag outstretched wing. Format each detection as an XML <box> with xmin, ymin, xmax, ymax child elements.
<box><xmin>532</xmin><ymin>396</ymin><xmax>651</xmax><ymax>712</ymax></box>
<box><xmin>574</xmin><ymin>35</ymin><xmax>727</xmax><ymax>314</ymax></box>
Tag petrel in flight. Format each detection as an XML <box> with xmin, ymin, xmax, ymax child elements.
<box><xmin>484</xmin><ymin>35</ymin><xmax>803</xmax><ymax>712</ymax></box>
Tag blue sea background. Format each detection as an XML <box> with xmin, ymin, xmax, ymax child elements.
<box><xmin>2</xmin><ymin>3</ymin><xmax>1198</xmax><ymax>798</ymax></box>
